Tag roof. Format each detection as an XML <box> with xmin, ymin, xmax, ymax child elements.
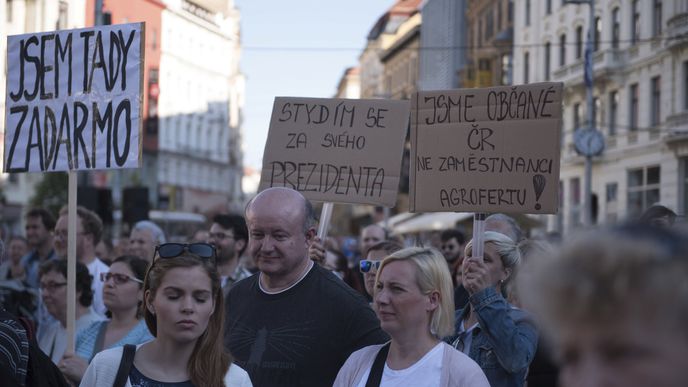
<box><xmin>367</xmin><ymin>0</ymin><xmax>423</xmax><ymax>40</ymax></box>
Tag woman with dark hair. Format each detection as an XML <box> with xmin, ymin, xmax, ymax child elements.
<box><xmin>59</xmin><ymin>256</ymin><xmax>153</xmax><ymax>384</ymax></box>
<box><xmin>37</xmin><ymin>260</ymin><xmax>102</xmax><ymax>364</ymax></box>
<box><xmin>81</xmin><ymin>243</ymin><xmax>251</xmax><ymax>386</ymax></box>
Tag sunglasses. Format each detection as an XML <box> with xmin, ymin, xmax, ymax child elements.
<box><xmin>359</xmin><ymin>259</ymin><xmax>382</xmax><ymax>274</ymax></box>
<box><xmin>101</xmin><ymin>272</ymin><xmax>143</xmax><ymax>285</ymax></box>
<box><xmin>154</xmin><ymin>243</ymin><xmax>216</xmax><ymax>261</ymax></box>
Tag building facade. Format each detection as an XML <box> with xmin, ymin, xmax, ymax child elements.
<box><xmin>90</xmin><ymin>0</ymin><xmax>245</xmax><ymax>214</ymax></box>
<box><xmin>0</xmin><ymin>0</ymin><xmax>86</xmax><ymax>229</ymax></box>
<box><xmin>156</xmin><ymin>0</ymin><xmax>244</xmax><ymax>213</ymax></box>
<box><xmin>418</xmin><ymin>0</ymin><xmax>467</xmax><ymax>90</ymax></box>
<box><xmin>463</xmin><ymin>0</ymin><xmax>513</xmax><ymax>88</ymax></box>
<box><xmin>513</xmin><ymin>0</ymin><xmax>688</xmax><ymax>233</ymax></box>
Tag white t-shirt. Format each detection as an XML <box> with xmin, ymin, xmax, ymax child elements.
<box><xmin>87</xmin><ymin>257</ymin><xmax>109</xmax><ymax>317</ymax></box>
<box><xmin>355</xmin><ymin>342</ymin><xmax>444</xmax><ymax>387</ymax></box>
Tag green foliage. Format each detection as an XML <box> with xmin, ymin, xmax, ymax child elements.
<box><xmin>29</xmin><ymin>172</ymin><xmax>68</xmax><ymax>217</ymax></box>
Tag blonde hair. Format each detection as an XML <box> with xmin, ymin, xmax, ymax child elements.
<box><xmin>465</xmin><ymin>231</ymin><xmax>522</xmax><ymax>297</ymax></box>
<box><xmin>377</xmin><ymin>247</ymin><xmax>455</xmax><ymax>338</ymax></box>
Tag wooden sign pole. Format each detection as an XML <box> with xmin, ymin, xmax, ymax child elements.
<box><xmin>66</xmin><ymin>171</ymin><xmax>77</xmax><ymax>352</ymax></box>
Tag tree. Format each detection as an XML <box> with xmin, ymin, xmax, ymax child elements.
<box><xmin>29</xmin><ymin>172</ymin><xmax>68</xmax><ymax>217</ymax></box>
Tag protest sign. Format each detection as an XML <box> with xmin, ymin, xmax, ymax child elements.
<box><xmin>259</xmin><ymin>97</ymin><xmax>410</xmax><ymax>207</ymax></box>
<box><xmin>4</xmin><ymin>22</ymin><xmax>144</xmax><ymax>172</ymax></box>
<box><xmin>410</xmin><ymin>82</ymin><xmax>563</xmax><ymax>213</ymax></box>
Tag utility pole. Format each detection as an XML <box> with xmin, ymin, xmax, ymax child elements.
<box><xmin>95</xmin><ymin>0</ymin><xmax>104</xmax><ymax>26</ymax></box>
<box><xmin>567</xmin><ymin>0</ymin><xmax>604</xmax><ymax>226</ymax></box>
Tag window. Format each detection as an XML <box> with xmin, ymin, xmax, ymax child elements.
<box><xmin>627</xmin><ymin>166</ymin><xmax>661</xmax><ymax>217</ymax></box>
<box><xmin>683</xmin><ymin>158</ymin><xmax>688</xmax><ymax>214</ymax></box>
<box><xmin>632</xmin><ymin>0</ymin><xmax>641</xmax><ymax>44</ymax></box>
<box><xmin>609</xmin><ymin>90</ymin><xmax>618</xmax><ymax>135</ymax></box>
<box><xmin>684</xmin><ymin>61</ymin><xmax>688</xmax><ymax>110</ymax></box>
<box><xmin>575</xmin><ymin>26</ymin><xmax>583</xmax><ymax>59</ymax></box>
<box><xmin>7</xmin><ymin>0</ymin><xmax>14</xmax><ymax>22</ymax></box>
<box><xmin>606</xmin><ymin>182</ymin><xmax>618</xmax><ymax>203</ymax></box>
<box><xmin>497</xmin><ymin>2</ymin><xmax>502</xmax><ymax>30</ymax></box>
<box><xmin>651</xmin><ymin>76</ymin><xmax>661</xmax><ymax>126</ymax></box>
<box><xmin>501</xmin><ymin>53</ymin><xmax>512</xmax><ymax>85</ymax></box>
<box><xmin>612</xmin><ymin>7</ymin><xmax>620</xmax><ymax>49</ymax></box>
<box><xmin>593</xmin><ymin>97</ymin><xmax>600</xmax><ymax>128</ymax></box>
<box><xmin>606</xmin><ymin>182</ymin><xmax>618</xmax><ymax>223</ymax></box>
<box><xmin>570</xmin><ymin>177</ymin><xmax>582</xmax><ymax>227</ymax></box>
<box><xmin>508</xmin><ymin>0</ymin><xmax>514</xmax><ymax>22</ymax></box>
<box><xmin>524</xmin><ymin>52</ymin><xmax>530</xmax><ymax>84</ymax></box>
<box><xmin>653</xmin><ymin>0</ymin><xmax>662</xmax><ymax>36</ymax></box>
<box><xmin>546</xmin><ymin>0</ymin><xmax>552</xmax><ymax>15</ymax></box>
<box><xmin>545</xmin><ymin>42</ymin><xmax>551</xmax><ymax>80</ymax></box>
<box><xmin>525</xmin><ymin>0</ymin><xmax>531</xmax><ymax>26</ymax></box>
<box><xmin>57</xmin><ymin>1</ymin><xmax>68</xmax><ymax>29</ymax></box>
<box><xmin>478</xmin><ymin>19</ymin><xmax>483</xmax><ymax>45</ymax></box>
<box><xmin>629</xmin><ymin>83</ymin><xmax>639</xmax><ymax>131</ymax></box>
<box><xmin>486</xmin><ymin>9</ymin><xmax>494</xmax><ymax>40</ymax></box>
<box><xmin>594</xmin><ymin>17</ymin><xmax>601</xmax><ymax>51</ymax></box>
<box><xmin>559</xmin><ymin>34</ymin><xmax>566</xmax><ymax>66</ymax></box>
<box><xmin>573</xmin><ymin>103</ymin><xmax>581</xmax><ymax>129</ymax></box>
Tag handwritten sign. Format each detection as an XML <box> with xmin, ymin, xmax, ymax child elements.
<box><xmin>259</xmin><ymin>97</ymin><xmax>410</xmax><ymax>206</ymax></box>
<box><xmin>410</xmin><ymin>82</ymin><xmax>563</xmax><ymax>213</ymax></box>
<box><xmin>4</xmin><ymin>23</ymin><xmax>144</xmax><ymax>173</ymax></box>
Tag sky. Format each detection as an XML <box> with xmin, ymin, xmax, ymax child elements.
<box><xmin>234</xmin><ymin>0</ymin><xmax>394</xmax><ymax>170</ymax></box>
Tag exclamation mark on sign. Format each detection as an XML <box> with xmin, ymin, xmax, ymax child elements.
<box><xmin>533</xmin><ymin>174</ymin><xmax>546</xmax><ymax>211</ymax></box>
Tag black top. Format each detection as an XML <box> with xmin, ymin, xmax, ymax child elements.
<box><xmin>224</xmin><ymin>264</ymin><xmax>388</xmax><ymax>387</ymax></box>
<box><xmin>129</xmin><ymin>364</ymin><xmax>194</xmax><ymax>387</ymax></box>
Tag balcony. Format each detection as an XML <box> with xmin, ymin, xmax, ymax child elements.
<box><xmin>666</xmin><ymin>9</ymin><xmax>688</xmax><ymax>50</ymax></box>
<box><xmin>551</xmin><ymin>49</ymin><xmax>626</xmax><ymax>86</ymax></box>
<box><xmin>190</xmin><ymin>0</ymin><xmax>229</xmax><ymax>15</ymax></box>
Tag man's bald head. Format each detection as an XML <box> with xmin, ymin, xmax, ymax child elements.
<box><xmin>246</xmin><ymin>187</ymin><xmax>315</xmax><ymax>232</ymax></box>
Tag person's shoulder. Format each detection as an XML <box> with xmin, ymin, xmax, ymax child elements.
<box><xmin>78</xmin><ymin>320</ymin><xmax>105</xmax><ymax>339</ymax></box>
<box><xmin>19</xmin><ymin>252</ymin><xmax>34</xmax><ymax>265</ymax></box>
<box><xmin>442</xmin><ymin>343</ymin><xmax>489</xmax><ymax>385</ymax></box>
<box><xmin>347</xmin><ymin>343</ymin><xmax>387</xmax><ymax>362</ymax></box>
<box><xmin>225</xmin><ymin>363</ymin><xmax>253</xmax><ymax>387</ymax></box>
<box><xmin>90</xmin><ymin>345</ymin><xmax>125</xmax><ymax>366</ymax></box>
<box><xmin>228</xmin><ymin>272</ymin><xmax>258</xmax><ymax>292</ymax></box>
<box><xmin>131</xmin><ymin>320</ymin><xmax>154</xmax><ymax>341</ymax></box>
<box><xmin>91</xmin><ymin>258</ymin><xmax>109</xmax><ymax>272</ymax></box>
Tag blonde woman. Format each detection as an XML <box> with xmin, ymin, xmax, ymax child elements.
<box><xmin>449</xmin><ymin>231</ymin><xmax>538</xmax><ymax>387</ymax></box>
<box><xmin>334</xmin><ymin>247</ymin><xmax>488</xmax><ymax>387</ymax></box>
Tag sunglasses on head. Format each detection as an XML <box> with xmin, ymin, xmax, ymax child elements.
<box><xmin>359</xmin><ymin>259</ymin><xmax>382</xmax><ymax>274</ymax></box>
<box><xmin>154</xmin><ymin>243</ymin><xmax>216</xmax><ymax>261</ymax></box>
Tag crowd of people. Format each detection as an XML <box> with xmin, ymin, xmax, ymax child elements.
<box><xmin>0</xmin><ymin>190</ymin><xmax>685</xmax><ymax>387</ymax></box>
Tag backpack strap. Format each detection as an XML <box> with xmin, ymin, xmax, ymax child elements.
<box><xmin>113</xmin><ymin>344</ymin><xmax>136</xmax><ymax>387</ymax></box>
<box><xmin>365</xmin><ymin>342</ymin><xmax>390</xmax><ymax>387</ymax></box>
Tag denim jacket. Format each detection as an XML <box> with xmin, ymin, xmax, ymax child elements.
<box><xmin>446</xmin><ymin>287</ymin><xmax>538</xmax><ymax>387</ymax></box>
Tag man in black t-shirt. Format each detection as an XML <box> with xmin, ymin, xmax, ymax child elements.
<box><xmin>224</xmin><ymin>188</ymin><xmax>388</xmax><ymax>387</ymax></box>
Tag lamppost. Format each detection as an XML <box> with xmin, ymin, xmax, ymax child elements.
<box><xmin>566</xmin><ymin>0</ymin><xmax>605</xmax><ymax>226</ymax></box>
